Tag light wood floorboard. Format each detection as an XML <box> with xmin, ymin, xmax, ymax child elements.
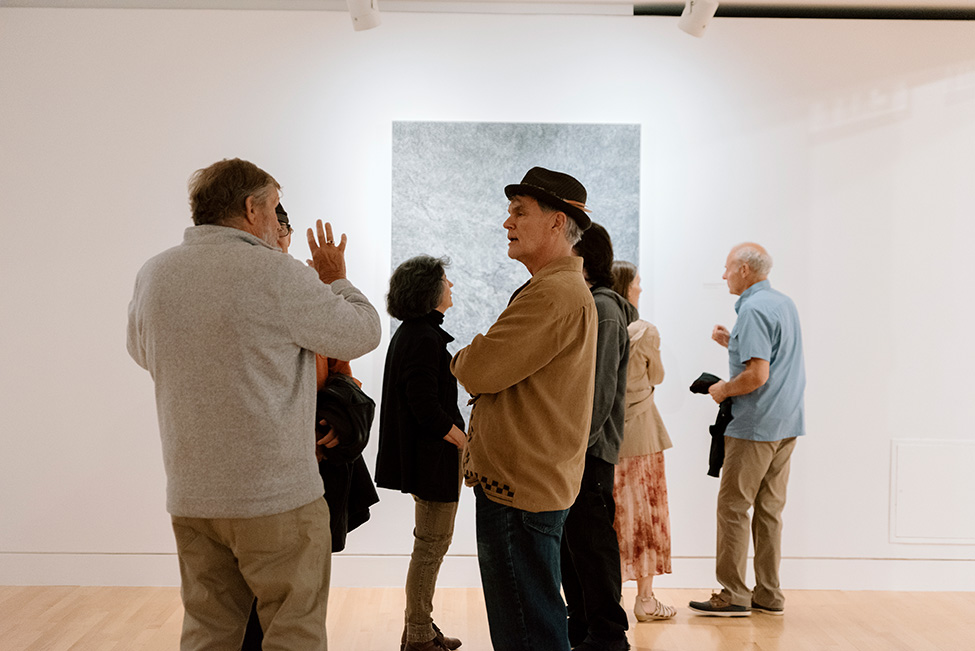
<box><xmin>2</xmin><ymin>586</ymin><xmax>973</xmax><ymax>650</ymax></box>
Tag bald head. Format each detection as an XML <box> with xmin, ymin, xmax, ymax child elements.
<box><xmin>731</xmin><ymin>243</ymin><xmax>773</xmax><ymax>277</ymax></box>
<box><xmin>723</xmin><ymin>242</ymin><xmax>772</xmax><ymax>295</ymax></box>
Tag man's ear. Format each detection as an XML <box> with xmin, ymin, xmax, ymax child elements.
<box><xmin>243</xmin><ymin>195</ymin><xmax>259</xmax><ymax>225</ymax></box>
<box><xmin>551</xmin><ymin>210</ymin><xmax>567</xmax><ymax>231</ymax></box>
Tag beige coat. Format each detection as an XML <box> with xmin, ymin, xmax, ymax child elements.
<box><xmin>618</xmin><ymin>320</ymin><xmax>673</xmax><ymax>459</ymax></box>
<box><xmin>450</xmin><ymin>256</ymin><xmax>598</xmax><ymax>513</ymax></box>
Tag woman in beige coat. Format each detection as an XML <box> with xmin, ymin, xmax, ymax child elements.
<box><xmin>610</xmin><ymin>261</ymin><xmax>676</xmax><ymax>621</ymax></box>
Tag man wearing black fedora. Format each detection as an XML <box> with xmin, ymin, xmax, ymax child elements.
<box><xmin>451</xmin><ymin>167</ymin><xmax>599</xmax><ymax>651</ymax></box>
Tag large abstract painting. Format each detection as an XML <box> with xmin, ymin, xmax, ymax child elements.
<box><xmin>391</xmin><ymin>121</ymin><xmax>641</xmax><ymax>364</ymax></box>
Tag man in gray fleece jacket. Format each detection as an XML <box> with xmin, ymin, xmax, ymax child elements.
<box><xmin>127</xmin><ymin>158</ymin><xmax>381</xmax><ymax>650</ymax></box>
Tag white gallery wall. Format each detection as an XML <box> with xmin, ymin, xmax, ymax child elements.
<box><xmin>1</xmin><ymin>7</ymin><xmax>973</xmax><ymax>590</ymax></box>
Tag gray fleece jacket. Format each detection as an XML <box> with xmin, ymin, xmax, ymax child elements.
<box><xmin>127</xmin><ymin>225</ymin><xmax>381</xmax><ymax>519</ymax></box>
<box><xmin>587</xmin><ymin>286</ymin><xmax>638</xmax><ymax>464</ymax></box>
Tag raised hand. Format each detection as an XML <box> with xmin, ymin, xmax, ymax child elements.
<box><xmin>306</xmin><ymin>220</ymin><xmax>347</xmax><ymax>284</ymax></box>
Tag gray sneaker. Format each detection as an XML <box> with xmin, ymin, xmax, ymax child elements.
<box><xmin>688</xmin><ymin>593</ymin><xmax>751</xmax><ymax>617</ymax></box>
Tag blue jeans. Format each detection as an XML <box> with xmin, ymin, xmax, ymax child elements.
<box><xmin>474</xmin><ymin>485</ymin><xmax>571</xmax><ymax>651</ymax></box>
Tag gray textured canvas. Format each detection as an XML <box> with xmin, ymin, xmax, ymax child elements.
<box><xmin>391</xmin><ymin>121</ymin><xmax>641</xmax><ymax>362</ymax></box>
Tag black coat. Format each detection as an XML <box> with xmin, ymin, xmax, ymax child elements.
<box><xmin>375</xmin><ymin>311</ymin><xmax>465</xmax><ymax>502</ymax></box>
<box><xmin>316</xmin><ymin>373</ymin><xmax>380</xmax><ymax>552</ymax></box>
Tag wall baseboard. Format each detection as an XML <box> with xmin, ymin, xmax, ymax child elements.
<box><xmin>2</xmin><ymin>553</ymin><xmax>973</xmax><ymax>591</ymax></box>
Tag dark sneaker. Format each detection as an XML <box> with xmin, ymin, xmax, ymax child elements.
<box><xmin>750</xmin><ymin>601</ymin><xmax>784</xmax><ymax>616</ymax></box>
<box><xmin>688</xmin><ymin>593</ymin><xmax>751</xmax><ymax>617</ymax></box>
<box><xmin>572</xmin><ymin>637</ymin><xmax>630</xmax><ymax>651</ymax></box>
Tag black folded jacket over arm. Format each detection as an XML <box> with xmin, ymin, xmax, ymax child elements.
<box><xmin>689</xmin><ymin>372</ymin><xmax>733</xmax><ymax>478</ymax></box>
<box><xmin>316</xmin><ymin>374</ymin><xmax>380</xmax><ymax>552</ymax></box>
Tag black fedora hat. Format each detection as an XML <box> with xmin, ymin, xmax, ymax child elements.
<box><xmin>505</xmin><ymin>167</ymin><xmax>592</xmax><ymax>230</ymax></box>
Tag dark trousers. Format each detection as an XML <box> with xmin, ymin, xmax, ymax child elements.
<box><xmin>561</xmin><ymin>455</ymin><xmax>628</xmax><ymax>646</ymax></box>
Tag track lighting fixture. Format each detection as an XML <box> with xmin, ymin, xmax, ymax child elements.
<box><xmin>347</xmin><ymin>0</ymin><xmax>381</xmax><ymax>31</ymax></box>
<box><xmin>678</xmin><ymin>0</ymin><xmax>719</xmax><ymax>38</ymax></box>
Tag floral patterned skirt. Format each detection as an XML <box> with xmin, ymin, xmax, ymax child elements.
<box><xmin>613</xmin><ymin>451</ymin><xmax>672</xmax><ymax>581</ymax></box>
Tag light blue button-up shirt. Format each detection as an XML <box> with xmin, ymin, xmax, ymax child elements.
<box><xmin>724</xmin><ymin>280</ymin><xmax>806</xmax><ymax>442</ymax></box>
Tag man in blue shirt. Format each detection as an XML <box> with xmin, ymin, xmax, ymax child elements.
<box><xmin>690</xmin><ymin>243</ymin><xmax>805</xmax><ymax>618</ymax></box>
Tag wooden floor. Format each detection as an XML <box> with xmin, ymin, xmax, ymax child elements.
<box><xmin>2</xmin><ymin>585</ymin><xmax>973</xmax><ymax>650</ymax></box>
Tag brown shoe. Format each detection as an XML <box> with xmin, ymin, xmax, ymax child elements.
<box><xmin>688</xmin><ymin>592</ymin><xmax>750</xmax><ymax>617</ymax></box>
<box><xmin>433</xmin><ymin>623</ymin><xmax>462</xmax><ymax>650</ymax></box>
<box><xmin>400</xmin><ymin>624</ymin><xmax>461</xmax><ymax>651</ymax></box>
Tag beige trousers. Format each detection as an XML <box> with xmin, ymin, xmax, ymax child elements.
<box><xmin>171</xmin><ymin>498</ymin><xmax>331</xmax><ymax>651</ymax></box>
<box><xmin>716</xmin><ymin>436</ymin><xmax>796</xmax><ymax>609</ymax></box>
<box><xmin>405</xmin><ymin>496</ymin><xmax>459</xmax><ymax>643</ymax></box>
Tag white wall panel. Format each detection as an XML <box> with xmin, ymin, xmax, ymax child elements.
<box><xmin>891</xmin><ymin>440</ymin><xmax>975</xmax><ymax>544</ymax></box>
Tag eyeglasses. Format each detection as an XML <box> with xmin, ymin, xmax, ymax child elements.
<box><xmin>277</xmin><ymin>221</ymin><xmax>293</xmax><ymax>237</ymax></box>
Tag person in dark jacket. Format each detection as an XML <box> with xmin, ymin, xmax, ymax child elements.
<box><xmin>561</xmin><ymin>223</ymin><xmax>636</xmax><ymax>651</ymax></box>
<box><xmin>375</xmin><ymin>255</ymin><xmax>466</xmax><ymax>651</ymax></box>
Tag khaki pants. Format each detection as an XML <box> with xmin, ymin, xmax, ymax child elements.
<box><xmin>716</xmin><ymin>436</ymin><xmax>796</xmax><ymax>609</ymax></box>
<box><xmin>172</xmin><ymin>498</ymin><xmax>331</xmax><ymax>651</ymax></box>
<box><xmin>404</xmin><ymin>496</ymin><xmax>459</xmax><ymax>643</ymax></box>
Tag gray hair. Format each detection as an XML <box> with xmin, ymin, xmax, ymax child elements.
<box><xmin>386</xmin><ymin>255</ymin><xmax>450</xmax><ymax>321</ymax></box>
<box><xmin>531</xmin><ymin>195</ymin><xmax>584</xmax><ymax>246</ymax></box>
<box><xmin>563</xmin><ymin>218</ymin><xmax>584</xmax><ymax>247</ymax></box>
<box><xmin>733</xmin><ymin>245</ymin><xmax>773</xmax><ymax>277</ymax></box>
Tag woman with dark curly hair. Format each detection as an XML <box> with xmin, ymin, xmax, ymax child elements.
<box><xmin>375</xmin><ymin>255</ymin><xmax>466</xmax><ymax>651</ymax></box>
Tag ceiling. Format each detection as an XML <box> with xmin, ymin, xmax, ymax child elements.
<box><xmin>1</xmin><ymin>0</ymin><xmax>972</xmax><ymax>18</ymax></box>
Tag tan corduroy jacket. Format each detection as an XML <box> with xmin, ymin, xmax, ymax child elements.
<box><xmin>618</xmin><ymin>320</ymin><xmax>673</xmax><ymax>459</ymax></box>
<box><xmin>450</xmin><ymin>256</ymin><xmax>597</xmax><ymax>513</ymax></box>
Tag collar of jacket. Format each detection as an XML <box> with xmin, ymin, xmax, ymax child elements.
<box><xmin>531</xmin><ymin>255</ymin><xmax>584</xmax><ymax>282</ymax></box>
<box><xmin>182</xmin><ymin>223</ymin><xmax>277</xmax><ymax>250</ymax></box>
<box><xmin>415</xmin><ymin>310</ymin><xmax>454</xmax><ymax>343</ymax></box>
<box><xmin>508</xmin><ymin>256</ymin><xmax>583</xmax><ymax>305</ymax></box>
